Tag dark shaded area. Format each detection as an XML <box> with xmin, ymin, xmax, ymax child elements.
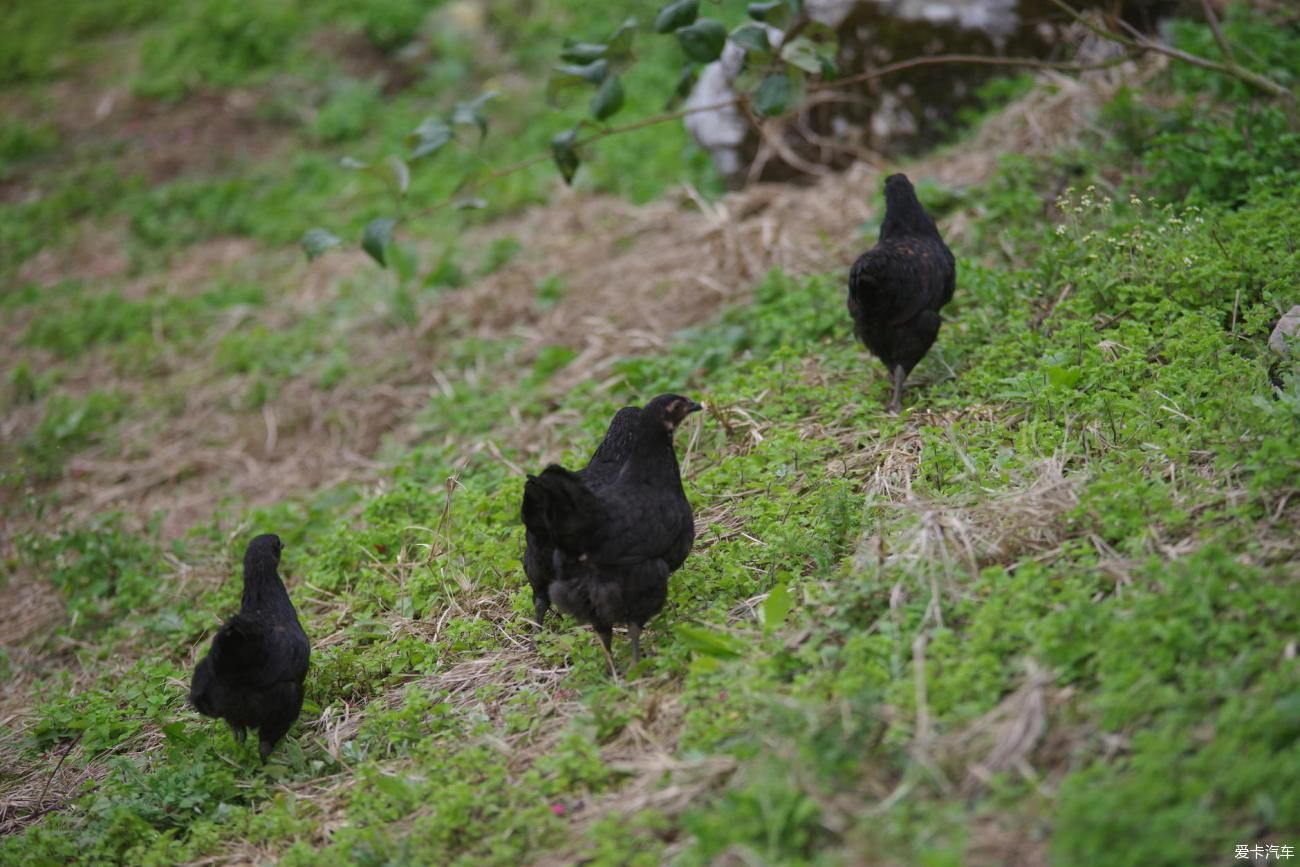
<box><xmin>705</xmin><ymin>0</ymin><xmax>1188</xmax><ymax>186</ymax></box>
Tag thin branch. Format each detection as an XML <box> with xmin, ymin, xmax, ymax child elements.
<box><xmin>409</xmin><ymin>49</ymin><xmax>1144</xmax><ymax>222</ymax></box>
<box><xmin>394</xmin><ymin>5</ymin><xmax>1297</xmax><ymax>227</ymax></box>
<box><xmin>1050</xmin><ymin>0</ymin><xmax>1297</xmax><ymax>118</ymax></box>
<box><xmin>38</xmin><ymin>732</ymin><xmax>83</xmax><ymax>808</ymax></box>
<box><xmin>1199</xmin><ymin>0</ymin><xmax>1237</xmax><ymax>66</ymax></box>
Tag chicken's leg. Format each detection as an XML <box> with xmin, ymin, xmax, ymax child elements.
<box><xmin>888</xmin><ymin>365</ymin><xmax>906</xmax><ymax>414</ymax></box>
<box><xmin>595</xmin><ymin>627</ymin><xmax>618</xmax><ymax>678</ymax></box>
<box><xmin>628</xmin><ymin>622</ymin><xmax>642</xmax><ymax>669</ymax></box>
<box><xmin>530</xmin><ymin>597</ymin><xmax>548</xmax><ymax>649</ymax></box>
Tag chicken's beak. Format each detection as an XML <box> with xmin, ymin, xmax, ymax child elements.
<box><xmin>686</xmin><ymin>400</ymin><xmax>704</xmax><ymax>414</ymax></box>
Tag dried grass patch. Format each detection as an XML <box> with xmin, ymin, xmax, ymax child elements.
<box><xmin>0</xmin><ymin>740</ymin><xmax>108</xmax><ymax>838</ymax></box>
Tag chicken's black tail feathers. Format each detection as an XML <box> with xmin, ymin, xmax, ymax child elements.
<box><xmin>522</xmin><ymin>465</ymin><xmax>602</xmax><ymax>553</ymax></box>
<box><xmin>189</xmin><ymin>655</ymin><xmax>217</xmax><ymax>716</ymax></box>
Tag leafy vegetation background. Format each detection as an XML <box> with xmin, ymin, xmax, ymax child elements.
<box><xmin>1</xmin><ymin>1</ymin><xmax>1297</xmax><ymax>865</ymax></box>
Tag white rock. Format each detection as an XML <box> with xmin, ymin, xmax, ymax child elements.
<box><xmin>1269</xmin><ymin>305</ymin><xmax>1300</xmax><ymax>356</ymax></box>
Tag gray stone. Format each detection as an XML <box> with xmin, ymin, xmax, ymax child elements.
<box><xmin>1269</xmin><ymin>305</ymin><xmax>1300</xmax><ymax>357</ymax></box>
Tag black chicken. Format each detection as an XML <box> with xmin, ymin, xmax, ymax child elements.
<box><xmin>524</xmin><ymin>405</ymin><xmax>642</xmax><ymax>638</ymax></box>
<box><xmin>190</xmin><ymin>534</ymin><xmax>310</xmax><ymax>762</ymax></box>
<box><xmin>521</xmin><ymin>395</ymin><xmax>701</xmax><ymax>672</ymax></box>
<box><xmin>848</xmin><ymin>173</ymin><xmax>956</xmax><ymax>412</ymax></box>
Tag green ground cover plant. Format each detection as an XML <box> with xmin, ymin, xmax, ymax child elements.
<box><xmin>0</xmin><ymin>3</ymin><xmax>1297</xmax><ymax>866</ymax></box>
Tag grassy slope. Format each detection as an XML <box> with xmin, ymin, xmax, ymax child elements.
<box><xmin>2</xmin><ymin>3</ymin><xmax>1299</xmax><ymax>866</ymax></box>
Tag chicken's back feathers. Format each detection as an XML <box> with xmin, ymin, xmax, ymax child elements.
<box><xmin>205</xmin><ymin>612</ymin><xmax>309</xmax><ymax>691</ymax></box>
<box><xmin>520</xmin><ymin>395</ymin><xmax>700</xmax><ymax>664</ymax></box>
<box><xmin>584</xmin><ymin>406</ymin><xmax>641</xmax><ymax>487</ymax></box>
<box><xmin>189</xmin><ymin>534</ymin><xmax>309</xmax><ymax>761</ymax></box>
<box><xmin>522</xmin><ymin>405</ymin><xmax>643</xmax><ymax>632</ymax></box>
<box><xmin>525</xmin><ymin>392</ymin><xmax>702</xmax><ymax>636</ymax></box>
<box><xmin>848</xmin><ymin>173</ymin><xmax>956</xmax><ymax>382</ymax></box>
<box><xmin>522</xmin><ymin>465</ymin><xmax>604</xmax><ymax>554</ymax></box>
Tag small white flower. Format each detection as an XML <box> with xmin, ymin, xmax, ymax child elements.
<box><xmin>1056</xmin><ymin>224</ymin><xmax>1068</xmax><ymax>236</ymax></box>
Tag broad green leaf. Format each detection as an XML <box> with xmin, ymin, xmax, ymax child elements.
<box><xmin>451</xmin><ymin>91</ymin><xmax>498</xmax><ymax>142</ymax></box>
<box><xmin>761</xmin><ymin>582</ymin><xmax>794</xmax><ymax>633</ymax></box>
<box><xmin>606</xmin><ymin>17</ymin><xmax>639</xmax><ymax>63</ymax></box>
<box><xmin>730</xmin><ymin>23</ymin><xmax>771</xmax><ymax>54</ymax></box>
<box><xmin>747</xmin><ymin>0</ymin><xmax>791</xmax><ymax>28</ymax></box>
<box><xmin>655</xmin><ymin>0</ymin><xmax>698</xmax><ymax>34</ymax></box>
<box><xmin>819</xmin><ymin>53</ymin><xmax>839</xmax><ymax>80</ymax></box>
<box><xmin>675</xmin><ymin>623</ymin><xmax>748</xmax><ymax>659</ymax></box>
<box><xmin>160</xmin><ymin>722</ymin><xmax>190</xmax><ymax>744</ymax></box>
<box><xmin>372</xmin><ymin>773</ymin><xmax>413</xmax><ymax>802</ymax></box>
<box><xmin>342</xmin><ymin>153</ymin><xmax>410</xmax><ymax>196</ymax></box>
<box><xmin>780</xmin><ymin>36</ymin><xmax>822</xmax><ymax>74</ymax></box>
<box><xmin>301</xmin><ymin>228</ymin><xmax>342</xmax><ymax>261</ymax></box>
<box><xmin>667</xmin><ymin>64</ymin><xmax>699</xmax><ymax>108</ymax></box>
<box><xmin>676</xmin><ymin>18</ymin><xmax>727</xmax><ymax>64</ymax></box>
<box><xmin>409</xmin><ymin>117</ymin><xmax>452</xmax><ymax>160</ymax></box>
<box><xmin>590</xmin><ymin>74</ymin><xmax>625</xmax><ymax>121</ymax></box>
<box><xmin>560</xmin><ymin>40</ymin><xmax>607</xmax><ymax>64</ymax></box>
<box><xmin>283</xmin><ymin>737</ymin><xmax>306</xmax><ymax>771</ymax></box>
<box><xmin>552</xmin><ymin>59</ymin><xmax>609</xmax><ymax>86</ymax></box>
<box><xmin>362</xmin><ymin>218</ymin><xmax>397</xmax><ymax>268</ymax></box>
<box><xmin>753</xmin><ymin>71</ymin><xmax>791</xmax><ymax>116</ymax></box>
<box><xmin>551</xmin><ymin>129</ymin><xmax>581</xmax><ymax>185</ymax></box>
<box><xmin>371</xmin><ymin>155</ymin><xmax>410</xmax><ymax>197</ymax></box>
<box><xmin>1046</xmin><ymin>365</ymin><xmax>1082</xmax><ymax>389</ymax></box>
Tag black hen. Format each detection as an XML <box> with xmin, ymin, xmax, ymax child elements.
<box><xmin>523</xmin><ymin>406</ymin><xmax>641</xmax><ymax>638</ymax></box>
<box><xmin>848</xmin><ymin>173</ymin><xmax>956</xmax><ymax>412</ymax></box>
<box><xmin>190</xmin><ymin>534</ymin><xmax>310</xmax><ymax>762</ymax></box>
<box><xmin>521</xmin><ymin>395</ymin><xmax>701</xmax><ymax>672</ymax></box>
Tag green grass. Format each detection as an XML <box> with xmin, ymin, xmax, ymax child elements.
<box><xmin>2</xmin><ymin>4</ymin><xmax>1299</xmax><ymax>866</ymax></box>
<box><xmin>7</xmin><ymin>171</ymin><xmax>1298</xmax><ymax>861</ymax></box>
